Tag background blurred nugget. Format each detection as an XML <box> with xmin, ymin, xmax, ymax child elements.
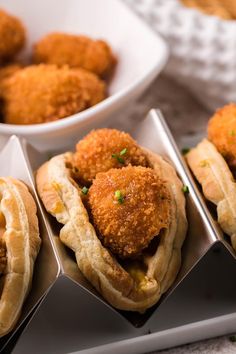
<box><xmin>0</xmin><ymin>63</ymin><xmax>22</xmax><ymax>88</ymax></box>
<box><xmin>0</xmin><ymin>9</ymin><xmax>25</xmax><ymax>63</ymax></box>
<box><xmin>181</xmin><ymin>0</ymin><xmax>236</xmax><ymax>19</ymax></box>
<box><xmin>33</xmin><ymin>33</ymin><xmax>116</xmax><ymax>78</ymax></box>
<box><xmin>1</xmin><ymin>65</ymin><xmax>106</xmax><ymax>125</ymax></box>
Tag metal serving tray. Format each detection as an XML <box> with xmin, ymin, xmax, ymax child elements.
<box><xmin>1</xmin><ymin>110</ymin><xmax>236</xmax><ymax>354</ymax></box>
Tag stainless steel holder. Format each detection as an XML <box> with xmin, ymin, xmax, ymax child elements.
<box><xmin>1</xmin><ymin>110</ymin><xmax>236</xmax><ymax>354</ymax></box>
<box><xmin>0</xmin><ymin>136</ymin><xmax>60</xmax><ymax>353</ymax></box>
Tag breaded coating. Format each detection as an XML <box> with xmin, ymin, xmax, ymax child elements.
<box><xmin>0</xmin><ymin>63</ymin><xmax>22</xmax><ymax>87</ymax></box>
<box><xmin>73</xmin><ymin>68</ymin><xmax>106</xmax><ymax>106</ymax></box>
<box><xmin>1</xmin><ymin>64</ymin><xmax>106</xmax><ymax>125</ymax></box>
<box><xmin>208</xmin><ymin>103</ymin><xmax>236</xmax><ymax>171</ymax></box>
<box><xmin>0</xmin><ymin>9</ymin><xmax>25</xmax><ymax>62</ymax></box>
<box><xmin>73</xmin><ymin>128</ymin><xmax>149</xmax><ymax>186</ymax></box>
<box><xmin>88</xmin><ymin>166</ymin><xmax>171</xmax><ymax>258</ymax></box>
<box><xmin>33</xmin><ymin>33</ymin><xmax>116</xmax><ymax>78</ymax></box>
<box><xmin>0</xmin><ymin>63</ymin><xmax>22</xmax><ymax>80</ymax></box>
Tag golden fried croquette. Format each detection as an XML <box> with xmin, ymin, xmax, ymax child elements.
<box><xmin>208</xmin><ymin>103</ymin><xmax>236</xmax><ymax>171</ymax></box>
<box><xmin>0</xmin><ymin>9</ymin><xmax>25</xmax><ymax>62</ymax></box>
<box><xmin>1</xmin><ymin>64</ymin><xmax>106</xmax><ymax>125</ymax></box>
<box><xmin>0</xmin><ymin>63</ymin><xmax>22</xmax><ymax>80</ymax></box>
<box><xmin>73</xmin><ymin>128</ymin><xmax>149</xmax><ymax>186</ymax></box>
<box><xmin>88</xmin><ymin>166</ymin><xmax>171</xmax><ymax>258</ymax></box>
<box><xmin>73</xmin><ymin>68</ymin><xmax>106</xmax><ymax>106</ymax></box>
<box><xmin>0</xmin><ymin>63</ymin><xmax>22</xmax><ymax>85</ymax></box>
<box><xmin>33</xmin><ymin>33</ymin><xmax>116</xmax><ymax>78</ymax></box>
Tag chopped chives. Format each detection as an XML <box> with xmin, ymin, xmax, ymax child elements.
<box><xmin>81</xmin><ymin>186</ymin><xmax>89</xmax><ymax>195</ymax></box>
<box><xmin>120</xmin><ymin>148</ymin><xmax>127</xmax><ymax>156</ymax></box>
<box><xmin>182</xmin><ymin>185</ymin><xmax>189</xmax><ymax>194</ymax></box>
<box><xmin>112</xmin><ymin>148</ymin><xmax>127</xmax><ymax>164</ymax></box>
<box><xmin>114</xmin><ymin>190</ymin><xmax>124</xmax><ymax>204</ymax></box>
<box><xmin>181</xmin><ymin>147</ymin><xmax>190</xmax><ymax>155</ymax></box>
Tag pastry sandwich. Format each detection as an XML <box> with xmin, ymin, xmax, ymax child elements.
<box><xmin>186</xmin><ymin>103</ymin><xmax>236</xmax><ymax>251</ymax></box>
<box><xmin>0</xmin><ymin>177</ymin><xmax>40</xmax><ymax>336</ymax></box>
<box><xmin>36</xmin><ymin>129</ymin><xmax>187</xmax><ymax>312</ymax></box>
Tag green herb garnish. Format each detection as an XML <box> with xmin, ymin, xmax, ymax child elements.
<box><xmin>230</xmin><ymin>130</ymin><xmax>236</xmax><ymax>137</ymax></box>
<box><xmin>114</xmin><ymin>190</ymin><xmax>124</xmax><ymax>204</ymax></box>
<box><xmin>112</xmin><ymin>154</ymin><xmax>124</xmax><ymax>164</ymax></box>
<box><xmin>229</xmin><ymin>335</ymin><xmax>236</xmax><ymax>342</ymax></box>
<box><xmin>81</xmin><ymin>186</ymin><xmax>89</xmax><ymax>195</ymax></box>
<box><xmin>182</xmin><ymin>185</ymin><xmax>189</xmax><ymax>194</ymax></box>
<box><xmin>112</xmin><ymin>148</ymin><xmax>128</xmax><ymax>164</ymax></box>
<box><xmin>120</xmin><ymin>148</ymin><xmax>127</xmax><ymax>156</ymax></box>
<box><xmin>181</xmin><ymin>147</ymin><xmax>190</xmax><ymax>155</ymax></box>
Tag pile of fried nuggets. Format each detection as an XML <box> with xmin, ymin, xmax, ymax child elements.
<box><xmin>0</xmin><ymin>8</ymin><xmax>116</xmax><ymax>125</ymax></box>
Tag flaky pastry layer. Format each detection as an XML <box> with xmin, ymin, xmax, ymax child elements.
<box><xmin>36</xmin><ymin>149</ymin><xmax>187</xmax><ymax>312</ymax></box>
<box><xmin>0</xmin><ymin>177</ymin><xmax>40</xmax><ymax>337</ymax></box>
<box><xmin>187</xmin><ymin>139</ymin><xmax>236</xmax><ymax>250</ymax></box>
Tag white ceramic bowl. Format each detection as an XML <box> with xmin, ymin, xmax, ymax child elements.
<box><xmin>0</xmin><ymin>0</ymin><xmax>168</xmax><ymax>151</ymax></box>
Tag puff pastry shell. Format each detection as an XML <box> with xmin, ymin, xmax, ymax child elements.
<box><xmin>0</xmin><ymin>177</ymin><xmax>40</xmax><ymax>336</ymax></box>
<box><xmin>36</xmin><ymin>149</ymin><xmax>187</xmax><ymax>312</ymax></box>
<box><xmin>187</xmin><ymin>139</ymin><xmax>236</xmax><ymax>250</ymax></box>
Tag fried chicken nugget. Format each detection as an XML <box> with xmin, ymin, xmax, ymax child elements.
<box><xmin>73</xmin><ymin>129</ymin><xmax>149</xmax><ymax>186</ymax></box>
<box><xmin>0</xmin><ymin>64</ymin><xmax>22</xmax><ymax>106</ymax></box>
<box><xmin>73</xmin><ymin>68</ymin><xmax>106</xmax><ymax>106</ymax></box>
<box><xmin>208</xmin><ymin>103</ymin><xmax>236</xmax><ymax>171</ymax></box>
<box><xmin>88</xmin><ymin>166</ymin><xmax>171</xmax><ymax>258</ymax></box>
<box><xmin>0</xmin><ymin>9</ymin><xmax>25</xmax><ymax>63</ymax></box>
<box><xmin>33</xmin><ymin>33</ymin><xmax>116</xmax><ymax>78</ymax></box>
<box><xmin>0</xmin><ymin>63</ymin><xmax>22</xmax><ymax>80</ymax></box>
<box><xmin>1</xmin><ymin>64</ymin><xmax>106</xmax><ymax>125</ymax></box>
<box><xmin>0</xmin><ymin>63</ymin><xmax>22</xmax><ymax>86</ymax></box>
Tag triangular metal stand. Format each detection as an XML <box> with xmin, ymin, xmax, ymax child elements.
<box><xmin>11</xmin><ymin>241</ymin><xmax>236</xmax><ymax>354</ymax></box>
<box><xmin>1</xmin><ymin>110</ymin><xmax>236</xmax><ymax>353</ymax></box>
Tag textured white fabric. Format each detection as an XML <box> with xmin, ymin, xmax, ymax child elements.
<box><xmin>124</xmin><ymin>0</ymin><xmax>236</xmax><ymax>110</ymax></box>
